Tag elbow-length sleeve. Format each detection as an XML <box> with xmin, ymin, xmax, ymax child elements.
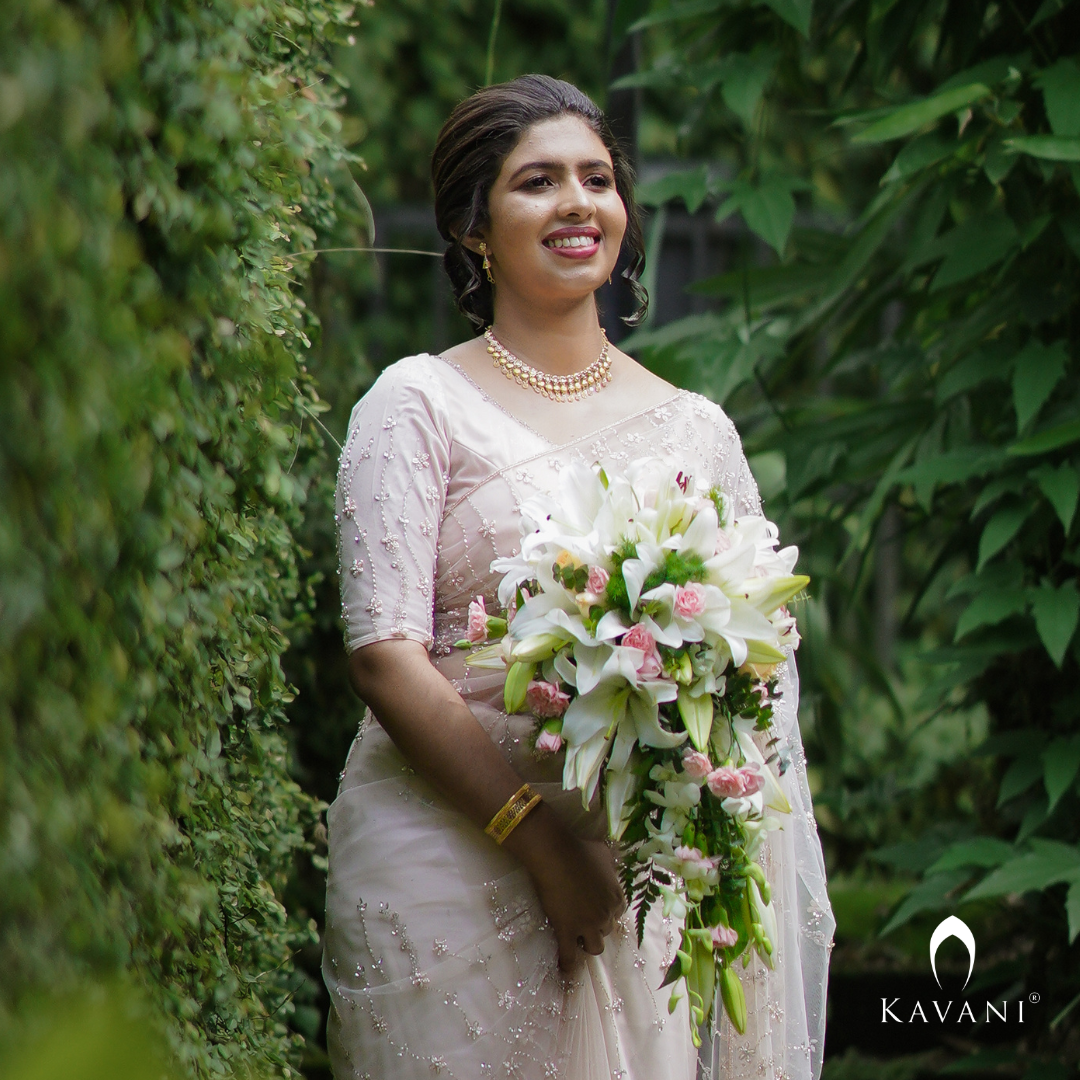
<box><xmin>335</xmin><ymin>358</ymin><xmax>451</xmax><ymax>653</ymax></box>
<box><xmin>706</xmin><ymin>404</ymin><xmax>835</xmax><ymax>1080</ymax></box>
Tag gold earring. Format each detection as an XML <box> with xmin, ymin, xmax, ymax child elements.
<box><xmin>479</xmin><ymin>241</ymin><xmax>494</xmax><ymax>284</ymax></box>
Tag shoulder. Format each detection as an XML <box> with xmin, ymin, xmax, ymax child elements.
<box><xmin>348</xmin><ymin>354</ymin><xmax>451</xmax><ymax>430</ymax></box>
<box><xmin>675</xmin><ymin>390</ymin><xmax>741</xmax><ymax>443</ymax></box>
<box><xmin>365</xmin><ymin>353</ymin><xmax>448</xmax><ymax>400</ymax></box>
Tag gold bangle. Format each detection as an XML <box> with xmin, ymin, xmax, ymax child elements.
<box><xmin>484</xmin><ymin>783</ymin><xmax>542</xmax><ymax>845</ymax></box>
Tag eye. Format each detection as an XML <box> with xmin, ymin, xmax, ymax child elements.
<box><xmin>523</xmin><ymin>174</ymin><xmax>553</xmax><ymax>189</ymax></box>
<box><xmin>586</xmin><ymin>173</ymin><xmax>614</xmax><ymax>189</ymax></box>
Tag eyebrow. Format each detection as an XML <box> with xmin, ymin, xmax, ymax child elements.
<box><xmin>507</xmin><ymin>158</ymin><xmax>614</xmax><ymax>182</ymax></box>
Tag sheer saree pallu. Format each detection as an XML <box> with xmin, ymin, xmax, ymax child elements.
<box><xmin>325</xmin><ymin>354</ymin><xmax>834</xmax><ymax>1080</ymax></box>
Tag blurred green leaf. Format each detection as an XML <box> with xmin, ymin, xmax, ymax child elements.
<box><xmin>926</xmin><ymin>836</ymin><xmax>1015</xmax><ymax>873</ymax></box>
<box><xmin>1068</xmin><ymin>881</ymin><xmax>1080</xmax><ymax>944</ymax></box>
<box><xmin>1035</xmin><ymin>61</ymin><xmax>1080</xmax><ymax>136</ymax></box>
<box><xmin>852</xmin><ymin>84</ymin><xmax>990</xmax><ymax>144</ymax></box>
<box><xmin>1005</xmin><ymin>135</ymin><xmax>1080</xmax><ymax>161</ymax></box>
<box><xmin>760</xmin><ymin>0</ymin><xmax>813</xmax><ymax>35</ymax></box>
<box><xmin>880</xmin><ymin>870</ymin><xmax>971</xmax><ymax>935</ymax></box>
<box><xmin>1042</xmin><ymin>735</ymin><xmax>1080</xmax><ymax>812</ymax></box>
<box><xmin>720</xmin><ymin>49</ymin><xmax>779</xmax><ymax>127</ymax></box>
<box><xmin>1012</xmin><ymin>340</ymin><xmax>1068</xmax><ymax>431</ymax></box>
<box><xmin>882</xmin><ymin>132</ymin><xmax>955</xmax><ymax>183</ymax></box>
<box><xmin>1008</xmin><ymin>419</ymin><xmax>1080</xmax><ymax>456</ymax></box>
<box><xmin>637</xmin><ymin>165</ymin><xmax>710</xmax><ymax>212</ymax></box>
<box><xmin>1032</xmin><ymin>462</ymin><xmax>1079</xmax><ymax>531</ymax></box>
<box><xmin>998</xmin><ymin>753</ymin><xmax>1045</xmax><ymax>806</ymax></box>
<box><xmin>964</xmin><ymin>840</ymin><xmax>1080</xmax><ymax>900</ymax></box>
<box><xmin>716</xmin><ymin>176</ymin><xmax>810</xmax><ymax>255</ymax></box>
<box><xmin>954</xmin><ymin>588</ymin><xmax>1027</xmax><ymax>640</ymax></box>
<box><xmin>1029</xmin><ymin>580</ymin><xmax>1080</xmax><ymax>666</ymax></box>
<box><xmin>931</xmin><ymin>210</ymin><xmax>1019</xmax><ymax>291</ymax></box>
<box><xmin>628</xmin><ymin>0</ymin><xmax>725</xmax><ymax>31</ymax></box>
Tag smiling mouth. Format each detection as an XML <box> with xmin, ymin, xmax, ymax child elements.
<box><xmin>544</xmin><ymin>234</ymin><xmax>600</xmax><ymax>249</ymax></box>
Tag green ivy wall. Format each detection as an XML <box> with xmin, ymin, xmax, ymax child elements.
<box><xmin>0</xmin><ymin>0</ymin><xmax>354</xmax><ymax>1072</ymax></box>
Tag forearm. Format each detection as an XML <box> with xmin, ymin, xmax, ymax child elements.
<box><xmin>347</xmin><ymin>639</ymin><xmax>566</xmax><ymax>870</ymax></box>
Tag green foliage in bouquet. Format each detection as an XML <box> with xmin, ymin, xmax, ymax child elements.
<box><xmin>618</xmin><ymin>666</ymin><xmax>782</xmax><ymax>1037</ymax></box>
<box><xmin>0</xmin><ymin>0</ymin><xmax>356</xmax><ymax>1071</ymax></box>
<box><xmin>617</xmin><ymin>0</ymin><xmax>1080</xmax><ymax>1054</ymax></box>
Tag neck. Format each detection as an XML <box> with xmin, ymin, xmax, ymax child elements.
<box><xmin>489</xmin><ymin>292</ymin><xmax>606</xmax><ymax>376</ymax></box>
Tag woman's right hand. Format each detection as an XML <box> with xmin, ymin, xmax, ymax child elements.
<box><xmin>509</xmin><ymin>807</ymin><xmax>627</xmax><ymax>972</ymax></box>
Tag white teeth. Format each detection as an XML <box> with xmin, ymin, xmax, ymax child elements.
<box><xmin>547</xmin><ymin>235</ymin><xmax>596</xmax><ymax>249</ymax></box>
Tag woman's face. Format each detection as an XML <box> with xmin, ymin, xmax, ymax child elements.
<box><xmin>472</xmin><ymin>114</ymin><xmax>627</xmax><ymax>310</ymax></box>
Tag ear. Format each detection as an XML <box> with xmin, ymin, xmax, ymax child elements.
<box><xmin>460</xmin><ymin>233</ymin><xmax>486</xmax><ymax>256</ymax></box>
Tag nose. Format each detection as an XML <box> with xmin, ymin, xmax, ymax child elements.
<box><xmin>558</xmin><ymin>175</ymin><xmax>594</xmax><ymax>219</ymax></box>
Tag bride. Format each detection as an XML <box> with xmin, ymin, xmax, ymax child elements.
<box><xmin>324</xmin><ymin>74</ymin><xmax>833</xmax><ymax>1080</ymax></box>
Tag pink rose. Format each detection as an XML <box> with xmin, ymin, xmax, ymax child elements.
<box><xmin>673</xmin><ymin>583</ymin><xmax>707</xmax><ymax>618</ymax></box>
<box><xmin>674</xmin><ymin>845</ymin><xmax>715</xmax><ymax>877</ymax></box>
<box><xmin>526</xmin><ymin>680</ymin><xmax>570</xmax><ymax>719</ymax></box>
<box><xmin>621</xmin><ymin>623</ymin><xmax>655</xmax><ymax>653</ymax></box>
<box><xmin>535</xmin><ymin>728</ymin><xmax>564</xmax><ymax>753</ymax></box>
<box><xmin>638</xmin><ymin>652</ymin><xmax>663</xmax><ymax>679</ymax></box>
<box><xmin>467</xmin><ymin>596</ymin><xmax>488</xmax><ymax>643</ymax></box>
<box><xmin>712</xmin><ymin>924</ymin><xmax>739</xmax><ymax>949</ymax></box>
<box><xmin>587</xmin><ymin>566</ymin><xmax>610</xmax><ymax>594</ymax></box>
<box><xmin>706</xmin><ymin>766</ymin><xmax>746</xmax><ymax>799</ymax></box>
<box><xmin>621</xmin><ymin>624</ymin><xmax>663</xmax><ymax>678</ymax></box>
<box><xmin>681</xmin><ymin>749</ymin><xmax>713</xmax><ymax>779</ymax></box>
<box><xmin>738</xmin><ymin>763</ymin><xmax>765</xmax><ymax>794</ymax></box>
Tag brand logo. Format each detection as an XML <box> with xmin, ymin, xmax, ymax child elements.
<box><xmin>879</xmin><ymin>915</ymin><xmax>1040</xmax><ymax>1024</ymax></box>
<box><xmin>929</xmin><ymin>915</ymin><xmax>975</xmax><ymax>990</ymax></box>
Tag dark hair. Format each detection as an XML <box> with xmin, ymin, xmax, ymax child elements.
<box><xmin>431</xmin><ymin>74</ymin><xmax>648</xmax><ymax>330</ymax></box>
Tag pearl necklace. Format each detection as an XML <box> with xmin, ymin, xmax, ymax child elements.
<box><xmin>484</xmin><ymin>327</ymin><xmax>612</xmax><ymax>402</ymax></box>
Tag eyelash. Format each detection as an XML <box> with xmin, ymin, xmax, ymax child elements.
<box><xmin>523</xmin><ymin>174</ymin><xmax>613</xmax><ymax>189</ymax></box>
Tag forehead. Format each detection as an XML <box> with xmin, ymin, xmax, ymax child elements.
<box><xmin>499</xmin><ymin>114</ymin><xmax>613</xmax><ymax>174</ymax></box>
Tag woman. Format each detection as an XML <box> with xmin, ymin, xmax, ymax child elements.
<box><xmin>324</xmin><ymin>75</ymin><xmax>833</xmax><ymax>1080</ymax></box>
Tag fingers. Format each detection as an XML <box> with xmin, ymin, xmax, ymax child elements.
<box><xmin>555</xmin><ymin>928</ymin><xmax>607</xmax><ymax>970</ymax></box>
<box><xmin>556</xmin><ymin>931</ymin><xmax>582</xmax><ymax>973</ymax></box>
<box><xmin>579</xmin><ymin>930</ymin><xmax>605</xmax><ymax>956</ymax></box>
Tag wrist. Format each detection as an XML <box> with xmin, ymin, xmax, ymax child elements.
<box><xmin>499</xmin><ymin>801</ymin><xmax>569</xmax><ymax>878</ymax></box>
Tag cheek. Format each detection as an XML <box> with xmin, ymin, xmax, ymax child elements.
<box><xmin>605</xmin><ymin>198</ymin><xmax>628</xmax><ymax>242</ymax></box>
<box><xmin>490</xmin><ymin>198</ymin><xmax>548</xmax><ymax>247</ymax></box>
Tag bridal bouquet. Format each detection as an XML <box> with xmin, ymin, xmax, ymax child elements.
<box><xmin>460</xmin><ymin>458</ymin><xmax>807</xmax><ymax>1042</ymax></box>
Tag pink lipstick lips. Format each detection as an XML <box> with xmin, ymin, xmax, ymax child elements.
<box><xmin>543</xmin><ymin>226</ymin><xmax>601</xmax><ymax>259</ymax></box>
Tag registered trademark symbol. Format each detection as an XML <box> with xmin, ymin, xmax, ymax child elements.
<box><xmin>1029</xmin><ymin>992</ymin><xmax>1041</xmax><ymax>1004</ymax></box>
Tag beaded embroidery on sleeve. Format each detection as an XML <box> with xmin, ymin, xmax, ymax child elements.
<box><xmin>335</xmin><ymin>357</ymin><xmax>452</xmax><ymax>653</ymax></box>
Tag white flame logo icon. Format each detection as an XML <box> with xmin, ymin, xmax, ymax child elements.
<box><xmin>929</xmin><ymin>916</ymin><xmax>976</xmax><ymax>990</ymax></box>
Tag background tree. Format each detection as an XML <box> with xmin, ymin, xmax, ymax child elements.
<box><xmin>617</xmin><ymin>0</ymin><xmax>1080</xmax><ymax>1071</ymax></box>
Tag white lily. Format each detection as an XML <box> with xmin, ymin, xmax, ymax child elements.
<box><xmin>714</xmin><ymin>597</ymin><xmax>781</xmax><ymax>668</ymax></box>
<box><xmin>641</xmin><ymin>581</ymin><xmax>733</xmax><ymax>646</ymax></box>
<box><xmin>732</xmin><ymin>717</ymin><xmax>791</xmax><ymax>815</ymax></box>
<box><xmin>605</xmin><ymin>766</ymin><xmax>640</xmax><ymax>840</ymax></box>
<box><xmin>719</xmin><ymin>790</ymin><xmax>764</xmax><ymax>820</ymax></box>
<box><xmin>742</xmin><ymin>812</ymin><xmax>782</xmax><ymax>860</ymax></box>
<box><xmin>620</xmin><ymin>540</ymin><xmax>663</xmax><ymax>612</ymax></box>
<box><xmin>563</xmin><ymin>727</ymin><xmax>613</xmax><ymax>807</ymax></box>
<box><xmin>560</xmin><ymin>676</ymin><xmax>683</xmax><ymax>807</ymax></box>
<box><xmin>464</xmin><ymin>629</ymin><xmax>515</xmax><ymax>669</ymax></box>
<box><xmin>658</xmin><ymin>884</ymin><xmax>689</xmax><ymax>920</ymax></box>
<box><xmin>739</xmin><ymin>572</ymin><xmax>810</xmax><ymax>617</ymax></box>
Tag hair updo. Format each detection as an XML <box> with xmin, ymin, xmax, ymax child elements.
<box><xmin>431</xmin><ymin>74</ymin><xmax>647</xmax><ymax>330</ymax></box>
